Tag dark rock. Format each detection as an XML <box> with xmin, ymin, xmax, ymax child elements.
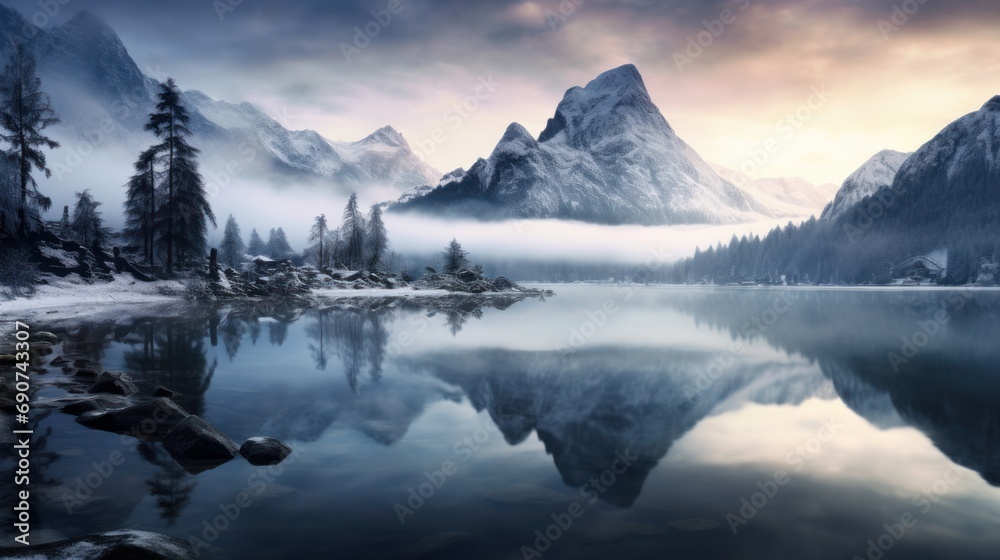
<box><xmin>87</xmin><ymin>372</ymin><xmax>139</xmax><ymax>396</ymax></box>
<box><xmin>74</xmin><ymin>368</ymin><xmax>100</xmax><ymax>378</ymax></box>
<box><xmin>0</xmin><ymin>355</ymin><xmax>16</xmax><ymax>365</ymax></box>
<box><xmin>153</xmin><ymin>386</ymin><xmax>175</xmax><ymax>397</ymax></box>
<box><xmin>33</xmin><ymin>331</ymin><xmax>60</xmax><ymax>344</ymax></box>
<box><xmin>343</xmin><ymin>271</ymin><xmax>363</xmax><ymax>281</ymax></box>
<box><xmin>50</xmin><ymin>356</ymin><xmax>70</xmax><ymax>366</ymax></box>
<box><xmin>161</xmin><ymin>415</ymin><xmax>239</xmax><ymax>473</ymax></box>
<box><xmin>73</xmin><ymin>359</ymin><xmax>98</xmax><ymax>369</ymax></box>
<box><xmin>492</xmin><ymin>276</ymin><xmax>516</xmax><ymax>291</ymax></box>
<box><xmin>52</xmin><ymin>394</ymin><xmax>132</xmax><ymax>416</ymax></box>
<box><xmin>239</xmin><ymin>437</ymin><xmax>293</xmax><ymax>466</ymax></box>
<box><xmin>455</xmin><ymin>267</ymin><xmax>479</xmax><ymax>283</ymax></box>
<box><xmin>76</xmin><ymin>397</ymin><xmax>189</xmax><ymax>441</ymax></box>
<box><xmin>1</xmin><ymin>529</ymin><xmax>197</xmax><ymax>559</ymax></box>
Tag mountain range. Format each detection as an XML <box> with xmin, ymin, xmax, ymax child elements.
<box><xmin>0</xmin><ymin>5</ymin><xmax>440</xmax><ymax>195</ymax></box>
<box><xmin>820</xmin><ymin>149</ymin><xmax>910</xmax><ymax>221</ymax></box>
<box><xmin>391</xmin><ymin>64</ymin><xmax>834</xmax><ymax>225</ymax></box>
<box><xmin>1</xmin><ymin>4</ymin><xmax>910</xmax><ymax>229</ymax></box>
<box><xmin>665</xmin><ymin>93</ymin><xmax>1000</xmax><ymax>285</ymax></box>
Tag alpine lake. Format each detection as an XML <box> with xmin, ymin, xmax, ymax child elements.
<box><xmin>4</xmin><ymin>285</ymin><xmax>1000</xmax><ymax>560</ymax></box>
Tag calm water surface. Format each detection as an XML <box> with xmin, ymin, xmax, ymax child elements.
<box><xmin>4</xmin><ymin>285</ymin><xmax>1000</xmax><ymax>559</ymax></box>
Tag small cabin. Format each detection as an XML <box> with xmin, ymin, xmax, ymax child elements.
<box><xmin>891</xmin><ymin>255</ymin><xmax>947</xmax><ymax>281</ymax></box>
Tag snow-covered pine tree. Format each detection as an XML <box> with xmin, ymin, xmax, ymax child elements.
<box><xmin>218</xmin><ymin>214</ymin><xmax>246</xmax><ymax>268</ymax></box>
<box><xmin>266</xmin><ymin>227</ymin><xmax>294</xmax><ymax>260</ymax></box>
<box><xmin>122</xmin><ymin>147</ymin><xmax>159</xmax><ymax>264</ymax></box>
<box><xmin>366</xmin><ymin>204</ymin><xmax>388</xmax><ymax>271</ymax></box>
<box><xmin>247</xmin><ymin>228</ymin><xmax>266</xmax><ymax>256</ymax></box>
<box><xmin>145</xmin><ymin>78</ymin><xmax>215</xmax><ymax>274</ymax></box>
<box><xmin>340</xmin><ymin>193</ymin><xmax>365</xmax><ymax>270</ymax></box>
<box><xmin>442</xmin><ymin>238</ymin><xmax>469</xmax><ymax>274</ymax></box>
<box><xmin>308</xmin><ymin>214</ymin><xmax>329</xmax><ymax>270</ymax></box>
<box><xmin>71</xmin><ymin>189</ymin><xmax>104</xmax><ymax>247</ymax></box>
<box><xmin>0</xmin><ymin>44</ymin><xmax>60</xmax><ymax>237</ymax></box>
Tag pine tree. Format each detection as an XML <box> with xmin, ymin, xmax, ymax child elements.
<box><xmin>71</xmin><ymin>189</ymin><xmax>103</xmax><ymax>247</ymax></box>
<box><xmin>340</xmin><ymin>193</ymin><xmax>365</xmax><ymax>270</ymax></box>
<box><xmin>442</xmin><ymin>238</ymin><xmax>468</xmax><ymax>274</ymax></box>
<box><xmin>366</xmin><ymin>204</ymin><xmax>388</xmax><ymax>271</ymax></box>
<box><xmin>0</xmin><ymin>45</ymin><xmax>60</xmax><ymax>237</ymax></box>
<box><xmin>266</xmin><ymin>227</ymin><xmax>293</xmax><ymax>259</ymax></box>
<box><xmin>308</xmin><ymin>214</ymin><xmax>329</xmax><ymax>270</ymax></box>
<box><xmin>218</xmin><ymin>214</ymin><xmax>246</xmax><ymax>268</ymax></box>
<box><xmin>123</xmin><ymin>147</ymin><xmax>159</xmax><ymax>264</ymax></box>
<box><xmin>145</xmin><ymin>78</ymin><xmax>215</xmax><ymax>274</ymax></box>
<box><xmin>247</xmin><ymin>228</ymin><xmax>266</xmax><ymax>256</ymax></box>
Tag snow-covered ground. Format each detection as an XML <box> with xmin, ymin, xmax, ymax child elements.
<box><xmin>0</xmin><ymin>276</ymin><xmax>189</xmax><ymax>340</ymax></box>
<box><xmin>0</xmin><ymin>275</ymin><xmax>535</xmax><ymax>342</ymax></box>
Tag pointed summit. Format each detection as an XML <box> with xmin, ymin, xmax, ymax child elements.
<box><xmin>360</xmin><ymin>125</ymin><xmax>407</xmax><ymax>148</ymax></box>
<box><xmin>493</xmin><ymin>122</ymin><xmax>538</xmax><ymax>156</ymax></box>
<box><xmin>538</xmin><ymin>63</ymin><xmax>667</xmax><ymax>145</ymax></box>
<box><xmin>394</xmin><ymin>64</ymin><xmax>766</xmax><ymax>225</ymax></box>
<box><xmin>585</xmin><ymin>63</ymin><xmax>647</xmax><ymax>95</ymax></box>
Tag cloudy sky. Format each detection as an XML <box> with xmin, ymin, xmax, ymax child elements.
<box><xmin>6</xmin><ymin>0</ymin><xmax>999</xmax><ymax>187</ymax></box>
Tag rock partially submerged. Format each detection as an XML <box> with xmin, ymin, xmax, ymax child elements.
<box><xmin>239</xmin><ymin>437</ymin><xmax>293</xmax><ymax>466</ymax></box>
<box><xmin>87</xmin><ymin>371</ymin><xmax>139</xmax><ymax>396</ymax></box>
<box><xmin>2</xmin><ymin>529</ymin><xmax>208</xmax><ymax>559</ymax></box>
<box><xmin>75</xmin><ymin>397</ymin><xmax>189</xmax><ymax>441</ymax></box>
<box><xmin>161</xmin><ymin>415</ymin><xmax>240</xmax><ymax>474</ymax></box>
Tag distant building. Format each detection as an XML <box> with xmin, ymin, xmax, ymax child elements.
<box><xmin>891</xmin><ymin>252</ymin><xmax>948</xmax><ymax>281</ymax></box>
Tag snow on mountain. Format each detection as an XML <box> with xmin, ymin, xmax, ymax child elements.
<box><xmin>711</xmin><ymin>164</ymin><xmax>839</xmax><ymax>218</ymax></box>
<box><xmin>183</xmin><ymin>91</ymin><xmax>440</xmax><ymax>190</ymax></box>
<box><xmin>0</xmin><ymin>5</ymin><xmax>439</xmax><ymax>195</ymax></box>
<box><xmin>820</xmin><ymin>149</ymin><xmax>910</xmax><ymax>221</ymax></box>
<box><xmin>393</xmin><ymin>64</ymin><xmax>772</xmax><ymax>225</ymax></box>
<box><xmin>891</xmin><ymin>96</ymin><xmax>1000</xmax><ymax>195</ymax></box>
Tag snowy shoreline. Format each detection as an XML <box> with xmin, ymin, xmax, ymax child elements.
<box><xmin>0</xmin><ymin>276</ymin><xmax>547</xmax><ymax>340</ymax></box>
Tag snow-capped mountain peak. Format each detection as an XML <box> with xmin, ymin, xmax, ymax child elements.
<box><xmin>0</xmin><ymin>5</ymin><xmax>440</xmax><ymax>196</ymax></box>
<box><xmin>392</xmin><ymin>64</ymin><xmax>770</xmax><ymax>225</ymax></box>
<box><xmin>821</xmin><ymin>149</ymin><xmax>911</xmax><ymax>221</ymax></box>
<box><xmin>358</xmin><ymin>125</ymin><xmax>408</xmax><ymax>148</ymax></box>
